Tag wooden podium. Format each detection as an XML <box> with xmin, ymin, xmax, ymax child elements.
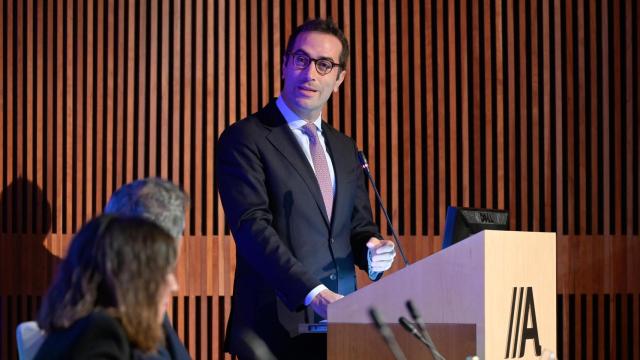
<box><xmin>328</xmin><ymin>230</ymin><xmax>556</xmax><ymax>359</ymax></box>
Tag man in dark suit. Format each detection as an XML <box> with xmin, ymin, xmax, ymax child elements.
<box><xmin>217</xmin><ymin>19</ymin><xmax>396</xmax><ymax>359</ymax></box>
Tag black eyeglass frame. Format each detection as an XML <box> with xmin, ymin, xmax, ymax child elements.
<box><xmin>286</xmin><ymin>51</ymin><xmax>343</xmax><ymax>76</ymax></box>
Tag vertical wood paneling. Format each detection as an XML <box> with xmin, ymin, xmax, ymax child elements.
<box><xmin>0</xmin><ymin>0</ymin><xmax>4</xmax><ymax>206</ymax></box>
<box><xmin>74</xmin><ymin>0</ymin><xmax>83</xmax><ymax>232</ymax></box>
<box><xmin>460</xmin><ymin>0</ymin><xmax>469</xmax><ymax>207</ymax></box>
<box><xmin>436</xmin><ymin>0</ymin><xmax>446</xmax><ymax>236</ymax></box>
<box><xmin>634</xmin><ymin>293</ymin><xmax>639</xmax><ymax>359</ymax></box>
<box><xmin>45</xmin><ymin>0</ymin><xmax>54</xmax><ymax>278</ymax></box>
<box><xmin>413</xmin><ymin>0</ymin><xmax>424</xmax><ymax>248</ymax></box>
<box><xmin>149</xmin><ymin>0</ymin><xmax>158</xmax><ymax>178</ymax></box>
<box><xmin>136</xmin><ymin>0</ymin><xmax>147</xmax><ymax>181</ymax></box>
<box><xmin>388</xmin><ymin>0</ymin><xmax>398</xmax><ymax>233</ymax></box>
<box><xmin>588</xmin><ymin>0</ymin><xmax>598</xmax><ymax>238</ymax></box>
<box><xmin>447</xmin><ymin>0</ymin><xmax>458</xmax><ymax>210</ymax></box>
<box><xmin>0</xmin><ymin>0</ymin><xmax>638</xmax><ymax>358</ymax></box>
<box><xmin>159</xmin><ymin>0</ymin><xmax>169</xmax><ymax>180</ymax></box>
<box><xmin>424</xmin><ymin>0</ymin><xmax>434</xmax><ymax>251</ymax></box>
<box><xmin>14</xmin><ymin>0</ymin><xmax>22</xmax><ymax>235</ymax></box>
<box><xmin>193</xmin><ymin>0</ymin><xmax>202</xmax><ymax>237</ymax></box>
<box><xmin>518</xmin><ymin>0</ymin><xmax>528</xmax><ymax>231</ymax></box>
<box><xmin>365</xmin><ymin>0</ymin><xmax>376</xmax><ymax>239</ymax></box>
<box><xmin>495</xmin><ymin>0</ymin><xmax>505</xmax><ymax>212</ymax></box>
<box><xmin>530</xmin><ymin>0</ymin><xmax>540</xmax><ymax>232</ymax></box>
<box><xmin>612</xmin><ymin>0</ymin><xmax>622</xmax><ymax>238</ymax></box>
<box><xmin>85</xmin><ymin>0</ymin><xmax>94</xmax><ymax>221</ymax></box>
<box><xmin>376</xmin><ymin>0</ymin><xmax>388</xmax><ymax>236</ymax></box>
<box><xmin>624</xmin><ymin>0</ymin><xmax>633</xmax><ymax>238</ymax></box>
<box><xmin>93</xmin><ymin>0</ymin><xmax>103</xmax><ymax>212</ymax></box>
<box><xmin>353</xmin><ymin>0</ymin><xmax>362</xmax><ymax>151</ymax></box>
<box><xmin>471</xmin><ymin>0</ymin><xmax>481</xmax><ymax>210</ymax></box>
<box><xmin>103</xmin><ymin>0</ymin><xmax>113</xmax><ymax>211</ymax></box>
<box><xmin>506</xmin><ymin>0</ymin><xmax>517</xmax><ymax>231</ymax></box>
<box><xmin>576</xmin><ymin>0</ymin><xmax>586</xmax><ymax>237</ymax></box>
<box><xmin>543</xmin><ymin>0</ymin><xmax>552</xmax><ymax>232</ymax></box>
<box><xmin>35</xmin><ymin>0</ymin><xmax>43</xmax><ymax>235</ymax></box>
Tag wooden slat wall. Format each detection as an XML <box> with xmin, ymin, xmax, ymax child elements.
<box><xmin>1</xmin><ymin>0</ymin><xmax>638</xmax><ymax>358</ymax></box>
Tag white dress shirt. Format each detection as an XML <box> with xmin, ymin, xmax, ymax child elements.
<box><xmin>275</xmin><ymin>97</ymin><xmax>381</xmax><ymax>307</ymax></box>
<box><xmin>276</xmin><ymin>97</ymin><xmax>334</xmax><ymax>306</ymax></box>
<box><xmin>276</xmin><ymin>97</ymin><xmax>336</xmax><ymax>191</ymax></box>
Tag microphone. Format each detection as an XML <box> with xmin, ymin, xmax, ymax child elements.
<box><xmin>369</xmin><ymin>307</ymin><xmax>408</xmax><ymax>360</ymax></box>
<box><xmin>405</xmin><ymin>300</ymin><xmax>446</xmax><ymax>360</ymax></box>
<box><xmin>357</xmin><ymin>151</ymin><xmax>410</xmax><ymax>266</ymax></box>
<box><xmin>406</xmin><ymin>300</ymin><xmax>426</xmax><ymax>334</ymax></box>
<box><xmin>398</xmin><ymin>317</ymin><xmax>446</xmax><ymax>360</ymax></box>
<box><xmin>399</xmin><ymin>316</ymin><xmax>429</xmax><ymax>344</ymax></box>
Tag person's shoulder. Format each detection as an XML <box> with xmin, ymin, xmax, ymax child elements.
<box><xmin>35</xmin><ymin>310</ymin><xmax>131</xmax><ymax>360</ymax></box>
<box><xmin>220</xmin><ymin>100</ymin><xmax>281</xmax><ymax>138</ymax></box>
<box><xmin>85</xmin><ymin>310</ymin><xmax>127</xmax><ymax>334</ymax></box>
<box><xmin>72</xmin><ymin>311</ymin><xmax>131</xmax><ymax>358</ymax></box>
<box><xmin>224</xmin><ymin>112</ymin><xmax>263</xmax><ymax>134</ymax></box>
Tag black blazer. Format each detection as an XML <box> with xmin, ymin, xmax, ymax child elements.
<box><xmin>34</xmin><ymin>311</ymin><xmax>132</xmax><ymax>360</ymax></box>
<box><xmin>34</xmin><ymin>312</ymin><xmax>191</xmax><ymax>360</ymax></box>
<box><xmin>217</xmin><ymin>100</ymin><xmax>382</xmax><ymax>358</ymax></box>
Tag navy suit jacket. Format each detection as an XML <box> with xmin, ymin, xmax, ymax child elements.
<box><xmin>217</xmin><ymin>100</ymin><xmax>382</xmax><ymax>358</ymax></box>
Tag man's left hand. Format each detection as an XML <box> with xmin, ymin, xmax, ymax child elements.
<box><xmin>366</xmin><ymin>238</ymin><xmax>396</xmax><ymax>272</ymax></box>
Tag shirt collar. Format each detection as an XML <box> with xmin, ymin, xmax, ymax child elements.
<box><xmin>276</xmin><ymin>97</ymin><xmax>323</xmax><ymax>133</ymax></box>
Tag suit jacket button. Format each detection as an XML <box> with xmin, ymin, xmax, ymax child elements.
<box><xmin>329</xmin><ymin>274</ymin><xmax>337</xmax><ymax>280</ymax></box>
<box><xmin>330</xmin><ymin>238</ymin><xmax>335</xmax><ymax>244</ymax></box>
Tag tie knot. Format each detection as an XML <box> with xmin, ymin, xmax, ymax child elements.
<box><xmin>301</xmin><ymin>123</ymin><xmax>319</xmax><ymax>144</ymax></box>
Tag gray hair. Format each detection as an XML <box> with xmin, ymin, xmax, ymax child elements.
<box><xmin>104</xmin><ymin>178</ymin><xmax>189</xmax><ymax>239</ymax></box>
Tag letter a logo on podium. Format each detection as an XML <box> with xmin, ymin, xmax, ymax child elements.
<box><xmin>505</xmin><ymin>286</ymin><xmax>542</xmax><ymax>358</ymax></box>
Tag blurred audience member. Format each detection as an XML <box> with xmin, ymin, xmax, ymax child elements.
<box><xmin>35</xmin><ymin>215</ymin><xmax>179</xmax><ymax>359</ymax></box>
<box><xmin>104</xmin><ymin>177</ymin><xmax>191</xmax><ymax>359</ymax></box>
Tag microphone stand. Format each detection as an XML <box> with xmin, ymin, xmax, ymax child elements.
<box><xmin>405</xmin><ymin>300</ymin><xmax>446</xmax><ymax>360</ymax></box>
<box><xmin>358</xmin><ymin>151</ymin><xmax>409</xmax><ymax>266</ymax></box>
<box><xmin>369</xmin><ymin>307</ymin><xmax>408</xmax><ymax>360</ymax></box>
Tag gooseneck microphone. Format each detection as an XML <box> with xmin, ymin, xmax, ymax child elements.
<box><xmin>399</xmin><ymin>316</ymin><xmax>427</xmax><ymax>343</ymax></box>
<box><xmin>369</xmin><ymin>307</ymin><xmax>408</xmax><ymax>360</ymax></box>
<box><xmin>405</xmin><ymin>300</ymin><xmax>446</xmax><ymax>360</ymax></box>
<box><xmin>398</xmin><ymin>317</ymin><xmax>446</xmax><ymax>360</ymax></box>
<box><xmin>406</xmin><ymin>300</ymin><xmax>428</xmax><ymax>338</ymax></box>
<box><xmin>357</xmin><ymin>151</ymin><xmax>410</xmax><ymax>266</ymax></box>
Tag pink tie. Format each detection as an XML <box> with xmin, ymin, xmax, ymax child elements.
<box><xmin>301</xmin><ymin>123</ymin><xmax>333</xmax><ymax>219</ymax></box>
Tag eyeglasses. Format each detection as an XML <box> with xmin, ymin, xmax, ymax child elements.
<box><xmin>287</xmin><ymin>52</ymin><xmax>342</xmax><ymax>76</ymax></box>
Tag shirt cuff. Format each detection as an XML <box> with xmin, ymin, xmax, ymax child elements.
<box><xmin>304</xmin><ymin>284</ymin><xmax>328</xmax><ymax>306</ymax></box>
<box><xmin>367</xmin><ymin>249</ymin><xmax>382</xmax><ymax>280</ymax></box>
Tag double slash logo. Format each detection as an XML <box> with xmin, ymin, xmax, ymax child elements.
<box><xmin>505</xmin><ymin>286</ymin><xmax>542</xmax><ymax>358</ymax></box>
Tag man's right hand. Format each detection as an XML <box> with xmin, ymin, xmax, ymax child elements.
<box><xmin>309</xmin><ymin>289</ymin><xmax>344</xmax><ymax>319</ymax></box>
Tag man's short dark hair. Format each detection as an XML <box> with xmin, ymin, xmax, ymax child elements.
<box><xmin>285</xmin><ymin>18</ymin><xmax>350</xmax><ymax>68</ymax></box>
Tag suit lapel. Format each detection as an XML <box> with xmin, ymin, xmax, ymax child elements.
<box><xmin>261</xmin><ymin>102</ymin><xmax>331</xmax><ymax>226</ymax></box>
